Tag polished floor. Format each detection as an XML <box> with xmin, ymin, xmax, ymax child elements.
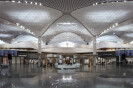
<box><xmin>0</xmin><ymin>64</ymin><xmax>133</xmax><ymax>88</ymax></box>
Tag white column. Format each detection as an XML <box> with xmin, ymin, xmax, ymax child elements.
<box><xmin>93</xmin><ymin>36</ymin><xmax>96</xmax><ymax>67</ymax></box>
<box><xmin>38</xmin><ymin>36</ymin><xmax>42</xmax><ymax>54</ymax></box>
<box><xmin>38</xmin><ymin>36</ymin><xmax>42</xmax><ymax>66</ymax></box>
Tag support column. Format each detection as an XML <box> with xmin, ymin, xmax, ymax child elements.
<box><xmin>38</xmin><ymin>36</ymin><xmax>42</xmax><ymax>54</ymax></box>
<box><xmin>93</xmin><ymin>36</ymin><xmax>96</xmax><ymax>67</ymax></box>
<box><xmin>38</xmin><ymin>36</ymin><xmax>42</xmax><ymax>67</ymax></box>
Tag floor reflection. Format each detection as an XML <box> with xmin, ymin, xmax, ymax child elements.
<box><xmin>0</xmin><ymin>64</ymin><xmax>133</xmax><ymax>88</ymax></box>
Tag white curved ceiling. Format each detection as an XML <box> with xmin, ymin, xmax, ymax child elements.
<box><xmin>1</xmin><ymin>0</ymin><xmax>109</xmax><ymax>12</ymax></box>
<box><xmin>42</xmin><ymin>15</ymin><xmax>92</xmax><ymax>43</ymax></box>
<box><xmin>0</xmin><ymin>0</ymin><xmax>133</xmax><ymax>50</ymax></box>
<box><xmin>0</xmin><ymin>1</ymin><xmax>62</xmax><ymax>36</ymax></box>
<box><xmin>72</xmin><ymin>2</ymin><xmax>133</xmax><ymax>35</ymax></box>
<box><xmin>101</xmin><ymin>18</ymin><xmax>133</xmax><ymax>43</ymax></box>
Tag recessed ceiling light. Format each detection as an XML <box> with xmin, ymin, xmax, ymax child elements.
<box><xmin>25</xmin><ymin>1</ymin><xmax>28</xmax><ymax>3</ymax></box>
<box><xmin>39</xmin><ymin>3</ymin><xmax>42</xmax><ymax>6</ymax></box>
<box><xmin>115</xmin><ymin>23</ymin><xmax>118</xmax><ymax>26</ymax></box>
<box><xmin>35</xmin><ymin>2</ymin><xmax>37</xmax><ymax>5</ymax></box>
<box><xmin>11</xmin><ymin>1</ymin><xmax>15</xmax><ymax>3</ymax></box>
<box><xmin>18</xmin><ymin>1</ymin><xmax>21</xmax><ymax>3</ymax></box>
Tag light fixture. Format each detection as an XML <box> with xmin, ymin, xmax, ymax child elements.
<box><xmin>62</xmin><ymin>75</ymin><xmax>72</xmax><ymax>81</ymax></box>
<box><xmin>18</xmin><ymin>1</ymin><xmax>21</xmax><ymax>3</ymax></box>
<box><xmin>100</xmin><ymin>22</ymin><xmax>119</xmax><ymax>35</ymax></box>
<box><xmin>25</xmin><ymin>1</ymin><xmax>28</xmax><ymax>3</ymax></box>
<box><xmin>115</xmin><ymin>23</ymin><xmax>118</xmax><ymax>26</ymax></box>
<box><xmin>39</xmin><ymin>3</ymin><xmax>42</xmax><ymax>6</ymax></box>
<box><xmin>49</xmin><ymin>76</ymin><xmax>51</xmax><ymax>78</ymax></box>
<box><xmin>11</xmin><ymin>1</ymin><xmax>15</xmax><ymax>3</ymax></box>
<box><xmin>30</xmin><ymin>2</ymin><xmax>33</xmax><ymax>4</ymax></box>
<box><xmin>112</xmin><ymin>25</ymin><xmax>115</xmax><ymax>28</ymax></box>
<box><xmin>35</xmin><ymin>2</ymin><xmax>37</xmax><ymax>5</ymax></box>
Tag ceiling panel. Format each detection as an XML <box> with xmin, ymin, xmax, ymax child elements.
<box><xmin>0</xmin><ymin>1</ymin><xmax>62</xmax><ymax>36</ymax></box>
<box><xmin>0</xmin><ymin>0</ymin><xmax>129</xmax><ymax>12</ymax></box>
<box><xmin>72</xmin><ymin>2</ymin><xmax>133</xmax><ymax>35</ymax></box>
<box><xmin>100</xmin><ymin>18</ymin><xmax>133</xmax><ymax>43</ymax></box>
<box><xmin>0</xmin><ymin>17</ymin><xmax>34</xmax><ymax>43</ymax></box>
<box><xmin>0</xmin><ymin>0</ymin><xmax>106</xmax><ymax>12</ymax></box>
<box><xmin>42</xmin><ymin>15</ymin><xmax>92</xmax><ymax>43</ymax></box>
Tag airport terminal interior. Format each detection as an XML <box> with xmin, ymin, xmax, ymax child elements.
<box><xmin>1</xmin><ymin>0</ymin><xmax>133</xmax><ymax>88</ymax></box>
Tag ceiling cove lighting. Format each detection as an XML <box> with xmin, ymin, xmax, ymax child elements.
<box><xmin>100</xmin><ymin>23</ymin><xmax>119</xmax><ymax>35</ymax></box>
<box><xmin>16</xmin><ymin>23</ymin><xmax>35</xmax><ymax>35</ymax></box>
